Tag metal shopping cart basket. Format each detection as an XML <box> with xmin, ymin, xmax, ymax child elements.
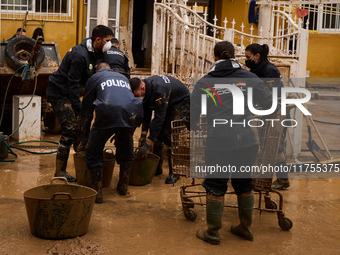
<box><xmin>170</xmin><ymin>115</ymin><xmax>293</xmax><ymax>231</ymax></box>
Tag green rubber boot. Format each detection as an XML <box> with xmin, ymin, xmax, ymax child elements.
<box><xmin>231</xmin><ymin>194</ymin><xmax>254</xmax><ymax>241</ymax></box>
<box><xmin>196</xmin><ymin>193</ymin><xmax>224</xmax><ymax>245</ymax></box>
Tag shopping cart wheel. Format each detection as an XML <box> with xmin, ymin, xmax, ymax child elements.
<box><xmin>184</xmin><ymin>208</ymin><xmax>197</xmax><ymax>221</ymax></box>
<box><xmin>183</xmin><ymin>198</ymin><xmax>194</xmax><ymax>209</ymax></box>
<box><xmin>265</xmin><ymin>201</ymin><xmax>277</xmax><ymax>210</ymax></box>
<box><xmin>278</xmin><ymin>217</ymin><xmax>293</xmax><ymax>231</ymax></box>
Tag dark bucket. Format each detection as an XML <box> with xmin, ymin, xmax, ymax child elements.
<box><xmin>129</xmin><ymin>152</ymin><xmax>160</xmax><ymax>186</ymax></box>
<box><xmin>24</xmin><ymin>177</ymin><xmax>97</xmax><ymax>239</ymax></box>
<box><xmin>74</xmin><ymin>149</ymin><xmax>115</xmax><ymax>188</ymax></box>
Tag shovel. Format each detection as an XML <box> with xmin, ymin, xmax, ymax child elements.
<box><xmin>305</xmin><ymin>115</ymin><xmax>328</xmax><ymax>162</ymax></box>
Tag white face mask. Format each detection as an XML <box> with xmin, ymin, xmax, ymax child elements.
<box><xmin>102</xmin><ymin>41</ymin><xmax>111</xmax><ymax>53</ymax></box>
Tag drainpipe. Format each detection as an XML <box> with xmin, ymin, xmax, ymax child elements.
<box><xmin>97</xmin><ymin>0</ymin><xmax>109</xmax><ymax>26</ymax></box>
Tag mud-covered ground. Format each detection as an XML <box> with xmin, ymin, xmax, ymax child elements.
<box><xmin>1</xmin><ymin>99</ymin><xmax>340</xmax><ymax>255</ymax></box>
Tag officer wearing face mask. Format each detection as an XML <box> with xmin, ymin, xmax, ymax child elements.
<box><xmin>47</xmin><ymin>25</ymin><xmax>114</xmax><ymax>182</ymax></box>
<box><xmin>103</xmin><ymin>38</ymin><xmax>131</xmax><ymax>79</ymax></box>
<box><xmin>245</xmin><ymin>43</ymin><xmax>290</xmax><ymax>190</ymax></box>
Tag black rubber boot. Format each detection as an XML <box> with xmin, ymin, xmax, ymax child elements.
<box><xmin>90</xmin><ymin>166</ymin><xmax>103</xmax><ymax>204</ymax></box>
<box><xmin>153</xmin><ymin>140</ymin><xmax>164</xmax><ymax>176</ymax></box>
<box><xmin>196</xmin><ymin>193</ymin><xmax>224</xmax><ymax>245</ymax></box>
<box><xmin>231</xmin><ymin>194</ymin><xmax>254</xmax><ymax>241</ymax></box>
<box><xmin>54</xmin><ymin>144</ymin><xmax>77</xmax><ymax>182</ymax></box>
<box><xmin>165</xmin><ymin>148</ymin><xmax>179</xmax><ymax>184</ymax></box>
<box><xmin>117</xmin><ymin>161</ymin><xmax>132</xmax><ymax>196</ymax></box>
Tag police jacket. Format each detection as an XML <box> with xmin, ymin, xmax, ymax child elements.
<box><xmin>143</xmin><ymin>75</ymin><xmax>190</xmax><ymax>141</ymax></box>
<box><xmin>103</xmin><ymin>46</ymin><xmax>130</xmax><ymax>78</ymax></box>
<box><xmin>250</xmin><ymin>60</ymin><xmax>283</xmax><ymax>96</ymax></box>
<box><xmin>191</xmin><ymin>59</ymin><xmax>273</xmax><ymax>151</ymax></box>
<box><xmin>81</xmin><ymin>68</ymin><xmax>143</xmax><ymax>139</ymax></box>
<box><xmin>48</xmin><ymin>38</ymin><xmax>102</xmax><ymax>116</ymax></box>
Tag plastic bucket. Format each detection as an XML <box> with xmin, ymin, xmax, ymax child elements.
<box><xmin>24</xmin><ymin>177</ymin><xmax>97</xmax><ymax>239</ymax></box>
<box><xmin>74</xmin><ymin>149</ymin><xmax>115</xmax><ymax>188</ymax></box>
<box><xmin>129</xmin><ymin>152</ymin><xmax>160</xmax><ymax>186</ymax></box>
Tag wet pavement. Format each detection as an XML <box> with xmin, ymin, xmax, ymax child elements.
<box><xmin>1</xmin><ymin>98</ymin><xmax>340</xmax><ymax>255</ymax></box>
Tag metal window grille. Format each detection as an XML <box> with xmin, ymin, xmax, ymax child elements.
<box><xmin>1</xmin><ymin>0</ymin><xmax>73</xmax><ymax>21</ymax></box>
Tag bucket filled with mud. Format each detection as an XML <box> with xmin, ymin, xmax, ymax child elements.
<box><xmin>24</xmin><ymin>177</ymin><xmax>97</xmax><ymax>239</ymax></box>
<box><xmin>74</xmin><ymin>149</ymin><xmax>115</xmax><ymax>188</ymax></box>
<box><xmin>129</xmin><ymin>151</ymin><xmax>160</xmax><ymax>186</ymax></box>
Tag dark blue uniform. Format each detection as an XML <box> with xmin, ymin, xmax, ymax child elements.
<box><xmin>82</xmin><ymin>68</ymin><xmax>143</xmax><ymax>169</ymax></box>
<box><xmin>103</xmin><ymin>46</ymin><xmax>130</xmax><ymax>79</ymax></box>
<box><xmin>142</xmin><ymin>75</ymin><xmax>190</xmax><ymax>146</ymax></box>
<box><xmin>191</xmin><ymin>59</ymin><xmax>273</xmax><ymax>196</ymax></box>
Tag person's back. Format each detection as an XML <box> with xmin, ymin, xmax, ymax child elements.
<box><xmin>83</xmin><ymin>68</ymin><xmax>142</xmax><ymax>129</ymax></box>
<box><xmin>143</xmin><ymin>75</ymin><xmax>190</xmax><ymax>108</ymax></box>
<box><xmin>103</xmin><ymin>38</ymin><xmax>130</xmax><ymax>78</ymax></box>
<box><xmin>191</xmin><ymin>58</ymin><xmax>272</xmax><ymax>151</ymax></box>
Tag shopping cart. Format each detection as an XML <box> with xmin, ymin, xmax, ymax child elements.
<box><xmin>170</xmin><ymin>116</ymin><xmax>293</xmax><ymax>231</ymax></box>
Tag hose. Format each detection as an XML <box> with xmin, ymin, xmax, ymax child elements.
<box><xmin>9</xmin><ymin>140</ymin><xmax>58</xmax><ymax>154</ymax></box>
<box><xmin>0</xmin><ymin>65</ymin><xmax>25</xmax><ymax>127</ymax></box>
<box><xmin>0</xmin><ymin>65</ymin><xmax>58</xmax><ymax>159</ymax></box>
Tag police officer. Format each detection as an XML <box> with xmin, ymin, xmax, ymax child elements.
<box><xmin>78</xmin><ymin>63</ymin><xmax>143</xmax><ymax>202</ymax></box>
<box><xmin>129</xmin><ymin>75</ymin><xmax>190</xmax><ymax>184</ymax></box>
<box><xmin>191</xmin><ymin>41</ymin><xmax>273</xmax><ymax>245</ymax></box>
<box><xmin>103</xmin><ymin>38</ymin><xmax>130</xmax><ymax>79</ymax></box>
<box><xmin>47</xmin><ymin>25</ymin><xmax>114</xmax><ymax>182</ymax></box>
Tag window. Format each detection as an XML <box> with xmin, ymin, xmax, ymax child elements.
<box><xmin>1</xmin><ymin>0</ymin><xmax>69</xmax><ymax>14</ymax></box>
<box><xmin>301</xmin><ymin>3</ymin><xmax>340</xmax><ymax>33</ymax></box>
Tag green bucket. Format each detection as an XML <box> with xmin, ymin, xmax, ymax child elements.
<box><xmin>129</xmin><ymin>152</ymin><xmax>160</xmax><ymax>186</ymax></box>
<box><xmin>74</xmin><ymin>149</ymin><xmax>115</xmax><ymax>188</ymax></box>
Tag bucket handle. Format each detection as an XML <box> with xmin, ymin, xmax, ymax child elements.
<box><xmin>50</xmin><ymin>177</ymin><xmax>69</xmax><ymax>185</ymax></box>
<box><xmin>51</xmin><ymin>192</ymin><xmax>73</xmax><ymax>200</ymax></box>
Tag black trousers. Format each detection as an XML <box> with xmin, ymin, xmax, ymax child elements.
<box><xmin>203</xmin><ymin>145</ymin><xmax>259</xmax><ymax>196</ymax></box>
<box><xmin>85</xmin><ymin>127</ymin><xmax>134</xmax><ymax>169</ymax></box>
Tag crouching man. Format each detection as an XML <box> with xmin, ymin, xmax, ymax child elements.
<box><xmin>78</xmin><ymin>63</ymin><xmax>143</xmax><ymax>203</ymax></box>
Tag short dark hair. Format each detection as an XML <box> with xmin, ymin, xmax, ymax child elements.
<box><xmin>16</xmin><ymin>28</ymin><xmax>26</xmax><ymax>33</ymax></box>
<box><xmin>214</xmin><ymin>41</ymin><xmax>235</xmax><ymax>59</ymax></box>
<box><xmin>112</xmin><ymin>38</ymin><xmax>119</xmax><ymax>46</ymax></box>
<box><xmin>129</xmin><ymin>77</ymin><xmax>141</xmax><ymax>91</ymax></box>
<box><xmin>92</xmin><ymin>25</ymin><xmax>114</xmax><ymax>39</ymax></box>
<box><xmin>96</xmin><ymin>62</ymin><xmax>110</xmax><ymax>72</ymax></box>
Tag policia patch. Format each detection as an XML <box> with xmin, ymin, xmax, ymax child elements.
<box><xmin>156</xmin><ymin>97</ymin><xmax>163</xmax><ymax>106</ymax></box>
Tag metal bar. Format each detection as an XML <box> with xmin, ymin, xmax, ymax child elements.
<box><xmin>115</xmin><ymin>0</ymin><xmax>120</xmax><ymax>39</ymax></box>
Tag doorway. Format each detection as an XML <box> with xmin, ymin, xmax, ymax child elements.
<box><xmin>132</xmin><ymin>0</ymin><xmax>153</xmax><ymax>68</ymax></box>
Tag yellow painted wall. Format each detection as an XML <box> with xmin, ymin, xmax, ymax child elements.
<box><xmin>216</xmin><ymin>0</ymin><xmax>258</xmax><ymax>35</ymax></box>
<box><xmin>120</xmin><ymin>0</ymin><xmax>129</xmax><ymax>28</ymax></box>
<box><xmin>307</xmin><ymin>34</ymin><xmax>340</xmax><ymax>78</ymax></box>
<box><xmin>1</xmin><ymin>7</ymin><xmax>78</xmax><ymax>60</ymax></box>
